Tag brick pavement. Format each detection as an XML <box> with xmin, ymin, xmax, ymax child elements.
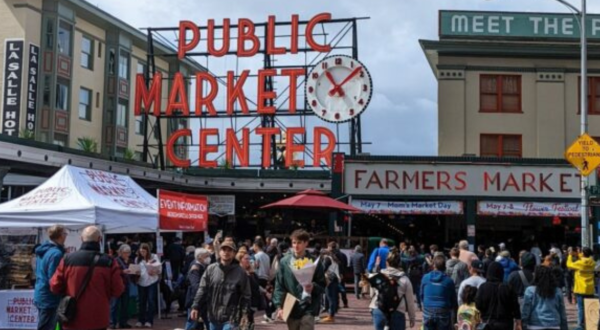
<box><xmin>122</xmin><ymin>294</ymin><xmax>581</xmax><ymax>330</ymax></box>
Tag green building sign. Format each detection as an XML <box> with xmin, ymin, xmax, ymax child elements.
<box><xmin>440</xmin><ymin>11</ymin><xmax>600</xmax><ymax>39</ymax></box>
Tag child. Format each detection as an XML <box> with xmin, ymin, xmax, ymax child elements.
<box><xmin>456</xmin><ymin>285</ymin><xmax>480</xmax><ymax>330</ymax></box>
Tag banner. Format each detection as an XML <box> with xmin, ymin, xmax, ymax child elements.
<box><xmin>2</xmin><ymin>39</ymin><xmax>24</xmax><ymax>136</ymax></box>
<box><xmin>25</xmin><ymin>43</ymin><xmax>39</xmax><ymax>134</ymax></box>
<box><xmin>351</xmin><ymin>199</ymin><xmax>463</xmax><ymax>215</ymax></box>
<box><xmin>158</xmin><ymin>190</ymin><xmax>208</xmax><ymax>231</ymax></box>
<box><xmin>0</xmin><ymin>290</ymin><xmax>37</xmax><ymax>329</ymax></box>
<box><xmin>208</xmin><ymin>195</ymin><xmax>235</xmax><ymax>216</ymax></box>
<box><xmin>478</xmin><ymin>201</ymin><xmax>580</xmax><ymax>217</ymax></box>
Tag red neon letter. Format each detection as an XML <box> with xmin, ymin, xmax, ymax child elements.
<box><xmin>306</xmin><ymin>13</ymin><xmax>332</xmax><ymax>52</ymax></box>
<box><xmin>237</xmin><ymin>18</ymin><xmax>260</xmax><ymax>57</ymax></box>
<box><xmin>257</xmin><ymin>69</ymin><xmax>277</xmax><ymax>114</ymax></box>
<box><xmin>166</xmin><ymin>72</ymin><xmax>190</xmax><ymax>116</ymax></box>
<box><xmin>134</xmin><ymin>72</ymin><xmax>162</xmax><ymax>116</ymax></box>
<box><xmin>313</xmin><ymin>127</ymin><xmax>336</xmax><ymax>167</ymax></box>
<box><xmin>208</xmin><ymin>19</ymin><xmax>230</xmax><ymax>57</ymax></box>
<box><xmin>227</xmin><ymin>70</ymin><xmax>250</xmax><ymax>115</ymax></box>
<box><xmin>199</xmin><ymin>128</ymin><xmax>219</xmax><ymax>168</ymax></box>
<box><xmin>178</xmin><ymin>21</ymin><xmax>200</xmax><ymax>60</ymax></box>
<box><xmin>285</xmin><ymin>127</ymin><xmax>305</xmax><ymax>168</ymax></box>
<box><xmin>290</xmin><ymin>15</ymin><xmax>299</xmax><ymax>54</ymax></box>
<box><xmin>225</xmin><ymin>128</ymin><xmax>250</xmax><ymax>167</ymax></box>
<box><xmin>281</xmin><ymin>68</ymin><xmax>305</xmax><ymax>113</ymax></box>
<box><xmin>267</xmin><ymin>16</ymin><xmax>286</xmax><ymax>55</ymax></box>
<box><xmin>256</xmin><ymin>127</ymin><xmax>281</xmax><ymax>168</ymax></box>
<box><xmin>195</xmin><ymin>72</ymin><xmax>218</xmax><ymax>116</ymax></box>
<box><xmin>166</xmin><ymin>128</ymin><xmax>191</xmax><ymax>168</ymax></box>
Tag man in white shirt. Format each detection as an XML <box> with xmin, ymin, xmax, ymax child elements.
<box><xmin>253</xmin><ymin>239</ymin><xmax>271</xmax><ymax>288</ymax></box>
<box><xmin>457</xmin><ymin>260</ymin><xmax>486</xmax><ymax>305</ymax></box>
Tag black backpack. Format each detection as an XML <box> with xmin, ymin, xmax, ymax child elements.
<box><xmin>368</xmin><ymin>273</ymin><xmax>406</xmax><ymax>316</ymax></box>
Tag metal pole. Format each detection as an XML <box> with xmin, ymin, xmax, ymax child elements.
<box><xmin>581</xmin><ymin>0</ymin><xmax>589</xmax><ymax>248</ymax></box>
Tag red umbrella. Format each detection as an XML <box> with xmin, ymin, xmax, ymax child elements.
<box><xmin>260</xmin><ymin>189</ymin><xmax>362</xmax><ymax>212</ymax></box>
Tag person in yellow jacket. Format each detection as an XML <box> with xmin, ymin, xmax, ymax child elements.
<box><xmin>567</xmin><ymin>247</ymin><xmax>596</xmax><ymax>330</ymax></box>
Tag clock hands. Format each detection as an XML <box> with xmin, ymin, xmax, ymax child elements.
<box><xmin>327</xmin><ymin>66</ymin><xmax>363</xmax><ymax>97</ymax></box>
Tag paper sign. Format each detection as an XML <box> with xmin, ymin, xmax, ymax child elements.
<box><xmin>156</xmin><ymin>236</ymin><xmax>164</xmax><ymax>256</ymax></box>
<box><xmin>282</xmin><ymin>293</ymin><xmax>299</xmax><ymax>322</ymax></box>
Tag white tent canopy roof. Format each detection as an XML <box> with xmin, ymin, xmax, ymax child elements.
<box><xmin>0</xmin><ymin>165</ymin><xmax>158</xmax><ymax>234</ymax></box>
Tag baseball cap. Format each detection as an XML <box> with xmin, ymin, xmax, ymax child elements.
<box><xmin>220</xmin><ymin>241</ymin><xmax>237</xmax><ymax>252</ymax></box>
<box><xmin>470</xmin><ymin>260</ymin><xmax>484</xmax><ymax>273</ymax></box>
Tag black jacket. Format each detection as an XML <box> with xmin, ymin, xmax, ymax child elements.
<box><xmin>506</xmin><ymin>268</ymin><xmax>534</xmax><ymax>298</ymax></box>
<box><xmin>185</xmin><ymin>261</ymin><xmax>206</xmax><ymax>309</ymax></box>
<box><xmin>351</xmin><ymin>252</ymin><xmax>366</xmax><ymax>274</ymax></box>
<box><xmin>476</xmin><ymin>262</ymin><xmax>521</xmax><ymax>324</ymax></box>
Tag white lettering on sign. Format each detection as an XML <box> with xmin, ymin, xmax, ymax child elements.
<box><xmin>563</xmin><ymin>18</ymin><xmax>574</xmax><ymax>35</ymax></box>
<box><xmin>502</xmin><ymin>16</ymin><xmax>514</xmax><ymax>33</ymax></box>
<box><xmin>530</xmin><ymin>17</ymin><xmax>543</xmax><ymax>34</ymax></box>
<box><xmin>473</xmin><ymin>16</ymin><xmax>484</xmax><ymax>33</ymax></box>
<box><xmin>452</xmin><ymin>15</ymin><xmax>469</xmax><ymax>32</ymax></box>
<box><xmin>478</xmin><ymin>201</ymin><xmax>581</xmax><ymax>217</ymax></box>
<box><xmin>344</xmin><ymin>163</ymin><xmax>593</xmax><ymax>199</ymax></box>
<box><xmin>594</xmin><ymin>19</ymin><xmax>600</xmax><ymax>36</ymax></box>
<box><xmin>545</xmin><ymin>17</ymin><xmax>559</xmax><ymax>35</ymax></box>
<box><xmin>488</xmin><ymin>16</ymin><xmax>500</xmax><ymax>33</ymax></box>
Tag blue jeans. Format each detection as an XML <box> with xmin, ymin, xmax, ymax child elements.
<box><xmin>423</xmin><ymin>307</ymin><xmax>452</xmax><ymax>330</ymax></box>
<box><xmin>110</xmin><ymin>291</ymin><xmax>130</xmax><ymax>326</ymax></box>
<box><xmin>209</xmin><ymin>322</ymin><xmax>235</xmax><ymax>330</ymax></box>
<box><xmin>37</xmin><ymin>307</ymin><xmax>57</xmax><ymax>330</ymax></box>
<box><xmin>138</xmin><ymin>283</ymin><xmax>158</xmax><ymax>325</ymax></box>
<box><xmin>372</xmin><ymin>308</ymin><xmax>406</xmax><ymax>330</ymax></box>
<box><xmin>326</xmin><ymin>279</ymin><xmax>340</xmax><ymax>316</ymax></box>
<box><xmin>354</xmin><ymin>274</ymin><xmax>362</xmax><ymax>298</ymax></box>
<box><xmin>576</xmin><ymin>294</ymin><xmax>594</xmax><ymax>327</ymax></box>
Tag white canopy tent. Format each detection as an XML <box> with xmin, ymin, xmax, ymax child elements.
<box><xmin>0</xmin><ymin>165</ymin><xmax>158</xmax><ymax>234</ymax></box>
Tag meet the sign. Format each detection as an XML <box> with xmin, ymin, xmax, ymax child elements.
<box><xmin>2</xmin><ymin>39</ymin><xmax>24</xmax><ymax>136</ymax></box>
<box><xmin>344</xmin><ymin>163</ymin><xmax>594</xmax><ymax>199</ymax></box>
<box><xmin>440</xmin><ymin>11</ymin><xmax>600</xmax><ymax>39</ymax></box>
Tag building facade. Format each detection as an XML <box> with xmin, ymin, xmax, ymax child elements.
<box><xmin>421</xmin><ymin>10</ymin><xmax>600</xmax><ymax>158</ymax></box>
<box><xmin>0</xmin><ymin>0</ymin><xmax>198</xmax><ymax>163</ymax></box>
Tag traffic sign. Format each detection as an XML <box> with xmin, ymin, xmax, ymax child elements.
<box><xmin>565</xmin><ymin>133</ymin><xmax>600</xmax><ymax>176</ymax></box>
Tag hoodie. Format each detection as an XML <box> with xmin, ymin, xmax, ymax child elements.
<box><xmin>567</xmin><ymin>254</ymin><xmax>596</xmax><ymax>295</ymax></box>
<box><xmin>369</xmin><ymin>268</ymin><xmax>417</xmax><ymax>324</ymax></box>
<box><xmin>34</xmin><ymin>240</ymin><xmax>65</xmax><ymax>309</ymax></box>
<box><xmin>420</xmin><ymin>270</ymin><xmax>457</xmax><ymax>310</ymax></box>
<box><xmin>446</xmin><ymin>258</ymin><xmax>468</xmax><ymax>291</ymax></box>
<box><xmin>476</xmin><ymin>262</ymin><xmax>521</xmax><ymax>323</ymax></box>
<box><xmin>498</xmin><ymin>257</ymin><xmax>519</xmax><ymax>282</ymax></box>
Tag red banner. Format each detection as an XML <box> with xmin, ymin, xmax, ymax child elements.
<box><xmin>158</xmin><ymin>190</ymin><xmax>208</xmax><ymax>231</ymax></box>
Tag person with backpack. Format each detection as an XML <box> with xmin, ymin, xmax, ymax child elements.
<box><xmin>369</xmin><ymin>247</ymin><xmax>416</xmax><ymax>330</ymax></box>
<box><xmin>476</xmin><ymin>262</ymin><xmax>522</xmax><ymax>330</ymax></box>
<box><xmin>421</xmin><ymin>255</ymin><xmax>457</xmax><ymax>330</ymax></box>
<box><xmin>507</xmin><ymin>252</ymin><xmax>536</xmax><ymax>305</ymax></box>
<box><xmin>521</xmin><ymin>266</ymin><xmax>568</xmax><ymax>330</ymax></box>
<box><xmin>404</xmin><ymin>246</ymin><xmax>424</xmax><ymax>311</ymax></box>
<box><xmin>446</xmin><ymin>248</ymin><xmax>469</xmax><ymax>293</ymax></box>
<box><xmin>368</xmin><ymin>239</ymin><xmax>390</xmax><ymax>273</ymax></box>
<box><xmin>456</xmin><ymin>285</ymin><xmax>481</xmax><ymax>330</ymax></box>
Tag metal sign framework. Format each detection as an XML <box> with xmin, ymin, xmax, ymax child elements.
<box><xmin>141</xmin><ymin>16</ymin><xmax>369</xmax><ymax>170</ymax></box>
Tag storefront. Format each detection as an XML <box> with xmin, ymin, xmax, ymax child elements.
<box><xmin>337</xmin><ymin>155</ymin><xmax>598</xmax><ymax>251</ymax></box>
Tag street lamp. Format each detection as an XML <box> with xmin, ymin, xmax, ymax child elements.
<box><xmin>554</xmin><ymin>0</ymin><xmax>589</xmax><ymax>247</ymax></box>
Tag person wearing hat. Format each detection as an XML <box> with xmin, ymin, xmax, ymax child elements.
<box><xmin>507</xmin><ymin>252</ymin><xmax>536</xmax><ymax>304</ymax></box>
<box><xmin>457</xmin><ymin>260</ymin><xmax>486</xmax><ymax>306</ymax></box>
<box><xmin>191</xmin><ymin>240</ymin><xmax>251</xmax><ymax>330</ymax></box>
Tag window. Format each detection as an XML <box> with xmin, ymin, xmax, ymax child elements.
<box><xmin>135</xmin><ymin>117</ymin><xmax>143</xmax><ymax>135</ymax></box>
<box><xmin>118</xmin><ymin>51</ymin><xmax>129</xmax><ymax>79</ymax></box>
<box><xmin>45</xmin><ymin>18</ymin><xmax>54</xmax><ymax>50</ymax></box>
<box><xmin>137</xmin><ymin>62</ymin><xmax>147</xmax><ymax>75</ymax></box>
<box><xmin>578</xmin><ymin>77</ymin><xmax>600</xmax><ymax>115</ymax></box>
<box><xmin>480</xmin><ymin>75</ymin><xmax>521</xmax><ymax>113</ymax></box>
<box><xmin>53</xmin><ymin>133</ymin><xmax>68</xmax><ymax>147</ymax></box>
<box><xmin>43</xmin><ymin>75</ymin><xmax>51</xmax><ymax>106</ymax></box>
<box><xmin>480</xmin><ymin>134</ymin><xmax>522</xmax><ymax>157</ymax></box>
<box><xmin>81</xmin><ymin>36</ymin><xmax>93</xmax><ymax>69</ymax></box>
<box><xmin>79</xmin><ymin>88</ymin><xmax>92</xmax><ymax>121</ymax></box>
<box><xmin>57</xmin><ymin>21</ymin><xmax>72</xmax><ymax>56</ymax></box>
<box><xmin>117</xmin><ymin>102</ymin><xmax>127</xmax><ymax>127</ymax></box>
<box><xmin>56</xmin><ymin>80</ymin><xmax>69</xmax><ymax>111</ymax></box>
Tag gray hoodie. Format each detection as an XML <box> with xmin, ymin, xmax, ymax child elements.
<box><xmin>369</xmin><ymin>267</ymin><xmax>417</xmax><ymax>323</ymax></box>
<box><xmin>446</xmin><ymin>258</ymin><xmax>468</xmax><ymax>291</ymax></box>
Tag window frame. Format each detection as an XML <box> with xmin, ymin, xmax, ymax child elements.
<box><xmin>55</xmin><ymin>79</ymin><xmax>69</xmax><ymax>111</ymax></box>
<box><xmin>80</xmin><ymin>35</ymin><xmax>94</xmax><ymax>70</ymax></box>
<box><xmin>118</xmin><ymin>51</ymin><xmax>130</xmax><ymax>80</ymax></box>
<box><xmin>116</xmin><ymin>102</ymin><xmax>128</xmax><ymax>127</ymax></box>
<box><xmin>480</xmin><ymin>134</ymin><xmax>523</xmax><ymax>157</ymax></box>
<box><xmin>479</xmin><ymin>74</ymin><xmax>523</xmax><ymax>113</ymax></box>
<box><xmin>57</xmin><ymin>20</ymin><xmax>72</xmax><ymax>57</ymax></box>
<box><xmin>78</xmin><ymin>87</ymin><xmax>92</xmax><ymax>121</ymax></box>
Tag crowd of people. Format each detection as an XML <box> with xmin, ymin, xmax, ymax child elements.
<box><xmin>30</xmin><ymin>224</ymin><xmax>598</xmax><ymax>330</ymax></box>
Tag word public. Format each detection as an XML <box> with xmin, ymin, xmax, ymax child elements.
<box><xmin>135</xmin><ymin>13</ymin><xmax>336</xmax><ymax>169</ymax></box>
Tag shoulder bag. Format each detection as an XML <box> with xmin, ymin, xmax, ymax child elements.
<box><xmin>57</xmin><ymin>254</ymin><xmax>100</xmax><ymax>323</ymax></box>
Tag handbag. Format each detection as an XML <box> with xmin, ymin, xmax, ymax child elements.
<box><xmin>56</xmin><ymin>254</ymin><xmax>100</xmax><ymax>323</ymax></box>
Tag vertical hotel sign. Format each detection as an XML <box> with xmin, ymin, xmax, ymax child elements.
<box><xmin>2</xmin><ymin>39</ymin><xmax>24</xmax><ymax>136</ymax></box>
<box><xmin>25</xmin><ymin>44</ymin><xmax>39</xmax><ymax>134</ymax></box>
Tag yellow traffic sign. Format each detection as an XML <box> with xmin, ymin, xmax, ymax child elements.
<box><xmin>565</xmin><ymin>133</ymin><xmax>600</xmax><ymax>176</ymax></box>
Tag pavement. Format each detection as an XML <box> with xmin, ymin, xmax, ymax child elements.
<box><xmin>122</xmin><ymin>294</ymin><xmax>581</xmax><ymax>330</ymax></box>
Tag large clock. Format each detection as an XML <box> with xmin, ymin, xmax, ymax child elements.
<box><xmin>306</xmin><ymin>55</ymin><xmax>373</xmax><ymax>123</ymax></box>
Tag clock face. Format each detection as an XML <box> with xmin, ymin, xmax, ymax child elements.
<box><xmin>306</xmin><ymin>55</ymin><xmax>373</xmax><ymax>123</ymax></box>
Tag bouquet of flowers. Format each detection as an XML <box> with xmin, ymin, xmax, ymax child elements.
<box><xmin>290</xmin><ymin>257</ymin><xmax>320</xmax><ymax>286</ymax></box>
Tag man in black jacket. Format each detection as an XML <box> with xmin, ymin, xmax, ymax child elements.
<box><xmin>350</xmin><ymin>245</ymin><xmax>366</xmax><ymax>299</ymax></box>
<box><xmin>191</xmin><ymin>241</ymin><xmax>250</xmax><ymax>330</ymax></box>
<box><xmin>331</xmin><ymin>242</ymin><xmax>349</xmax><ymax>308</ymax></box>
<box><xmin>507</xmin><ymin>252</ymin><xmax>535</xmax><ymax>302</ymax></box>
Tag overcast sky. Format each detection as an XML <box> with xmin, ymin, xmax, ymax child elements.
<box><xmin>89</xmin><ymin>0</ymin><xmax>600</xmax><ymax>159</ymax></box>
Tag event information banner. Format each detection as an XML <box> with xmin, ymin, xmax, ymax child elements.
<box><xmin>440</xmin><ymin>11</ymin><xmax>600</xmax><ymax>39</ymax></box>
<box><xmin>158</xmin><ymin>190</ymin><xmax>208</xmax><ymax>231</ymax></box>
<box><xmin>351</xmin><ymin>199</ymin><xmax>463</xmax><ymax>215</ymax></box>
<box><xmin>0</xmin><ymin>290</ymin><xmax>37</xmax><ymax>329</ymax></box>
<box><xmin>477</xmin><ymin>201</ymin><xmax>580</xmax><ymax>217</ymax></box>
